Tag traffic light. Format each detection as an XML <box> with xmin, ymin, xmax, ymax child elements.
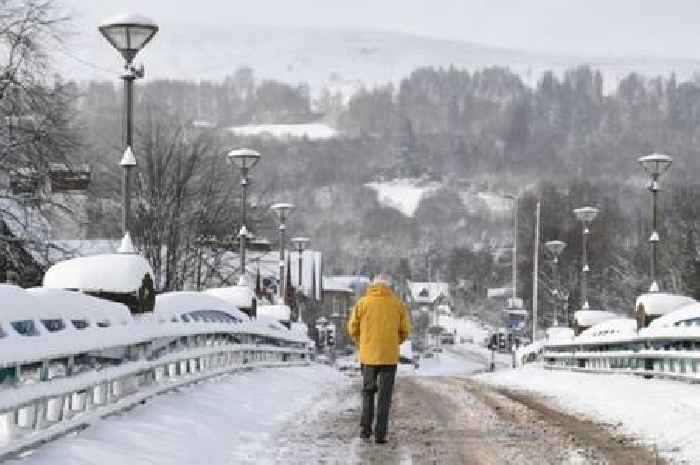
<box><xmin>327</xmin><ymin>330</ymin><xmax>335</xmax><ymax>346</ymax></box>
<box><xmin>497</xmin><ymin>332</ymin><xmax>506</xmax><ymax>351</ymax></box>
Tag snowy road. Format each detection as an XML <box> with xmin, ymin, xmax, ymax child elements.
<box><xmin>271</xmin><ymin>354</ymin><xmax>663</xmax><ymax>465</ymax></box>
<box><xmin>7</xmin><ymin>348</ymin><xmax>670</xmax><ymax>464</ymax></box>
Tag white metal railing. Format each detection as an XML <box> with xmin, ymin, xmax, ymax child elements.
<box><xmin>542</xmin><ymin>336</ymin><xmax>700</xmax><ymax>382</ymax></box>
<box><xmin>0</xmin><ymin>286</ymin><xmax>314</xmax><ymax>458</ymax></box>
<box><xmin>0</xmin><ymin>333</ymin><xmax>309</xmax><ymax>459</ymax></box>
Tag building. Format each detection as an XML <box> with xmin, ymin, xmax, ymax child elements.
<box><xmin>320</xmin><ymin>277</ymin><xmax>356</xmax><ymax>348</ymax></box>
<box><xmin>406</xmin><ymin>281</ymin><xmax>450</xmax><ymax>348</ymax></box>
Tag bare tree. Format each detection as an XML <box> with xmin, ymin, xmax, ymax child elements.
<box><xmin>131</xmin><ymin>103</ymin><xmax>249</xmax><ymax>290</ymax></box>
<box><xmin>0</xmin><ymin>1</ymin><xmax>80</xmax><ymax>284</ymax></box>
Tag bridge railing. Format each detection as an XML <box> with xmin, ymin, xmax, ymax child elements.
<box><xmin>0</xmin><ymin>327</ymin><xmax>309</xmax><ymax>458</ymax></box>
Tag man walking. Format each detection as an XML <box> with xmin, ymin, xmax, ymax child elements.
<box><xmin>348</xmin><ymin>273</ymin><xmax>411</xmax><ymax>444</ymax></box>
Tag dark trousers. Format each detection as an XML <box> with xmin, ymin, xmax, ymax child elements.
<box><xmin>360</xmin><ymin>364</ymin><xmax>397</xmax><ymax>436</ymax></box>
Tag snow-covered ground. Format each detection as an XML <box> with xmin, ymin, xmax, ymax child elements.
<box><xmin>12</xmin><ymin>366</ymin><xmax>347</xmax><ymax>465</ymax></box>
<box><xmin>478</xmin><ymin>365</ymin><xmax>700</xmax><ymax>463</ymax></box>
<box><xmin>365</xmin><ymin>178</ymin><xmax>442</xmax><ymax>217</ymax></box>
<box><xmin>228</xmin><ymin>123</ymin><xmax>338</xmax><ymax>140</ymax></box>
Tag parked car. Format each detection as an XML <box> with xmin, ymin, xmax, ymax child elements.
<box><xmin>317</xmin><ymin>354</ymin><xmax>331</xmax><ymax>365</ymax></box>
<box><xmin>423</xmin><ymin>351</ymin><xmax>434</xmax><ymax>359</ymax></box>
<box><xmin>431</xmin><ymin>346</ymin><xmax>443</xmax><ymax>353</ymax></box>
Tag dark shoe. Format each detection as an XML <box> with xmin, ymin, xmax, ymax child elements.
<box><xmin>375</xmin><ymin>435</ymin><xmax>387</xmax><ymax>444</ymax></box>
<box><xmin>360</xmin><ymin>430</ymin><xmax>371</xmax><ymax>440</ymax></box>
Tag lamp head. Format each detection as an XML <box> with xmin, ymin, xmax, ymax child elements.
<box><xmin>574</xmin><ymin>206</ymin><xmax>599</xmax><ymax>223</ymax></box>
<box><xmin>270</xmin><ymin>202</ymin><xmax>295</xmax><ymax>223</ymax></box>
<box><xmin>99</xmin><ymin>13</ymin><xmax>158</xmax><ymax>65</ymax></box>
<box><xmin>227</xmin><ymin>148</ymin><xmax>261</xmax><ymax>170</ymax></box>
<box><xmin>638</xmin><ymin>153</ymin><xmax>672</xmax><ymax>179</ymax></box>
<box><xmin>291</xmin><ymin>236</ymin><xmax>310</xmax><ymax>251</ymax></box>
<box><xmin>545</xmin><ymin>240</ymin><xmax>567</xmax><ymax>257</ymax></box>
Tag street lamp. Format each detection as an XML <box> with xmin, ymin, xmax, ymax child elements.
<box><xmin>99</xmin><ymin>14</ymin><xmax>158</xmax><ymax>239</ymax></box>
<box><xmin>228</xmin><ymin>148</ymin><xmax>261</xmax><ymax>282</ymax></box>
<box><xmin>271</xmin><ymin>202</ymin><xmax>295</xmax><ymax>303</ymax></box>
<box><xmin>573</xmin><ymin>206</ymin><xmax>599</xmax><ymax>310</ymax></box>
<box><xmin>638</xmin><ymin>153</ymin><xmax>672</xmax><ymax>293</ymax></box>
<box><xmin>545</xmin><ymin>240</ymin><xmax>566</xmax><ymax>327</ymax></box>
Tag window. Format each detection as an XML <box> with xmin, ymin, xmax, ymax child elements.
<box><xmin>12</xmin><ymin>320</ymin><xmax>39</xmax><ymax>336</ymax></box>
<box><xmin>181</xmin><ymin>314</ymin><xmax>190</xmax><ymax>322</ymax></box>
<box><xmin>96</xmin><ymin>319</ymin><xmax>111</xmax><ymax>328</ymax></box>
<box><xmin>72</xmin><ymin>320</ymin><xmax>89</xmax><ymax>330</ymax></box>
<box><xmin>42</xmin><ymin>319</ymin><xmax>66</xmax><ymax>333</ymax></box>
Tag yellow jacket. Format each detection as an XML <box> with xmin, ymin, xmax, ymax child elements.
<box><xmin>348</xmin><ymin>283</ymin><xmax>412</xmax><ymax>365</ymax></box>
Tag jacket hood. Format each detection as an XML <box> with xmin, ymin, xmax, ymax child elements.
<box><xmin>366</xmin><ymin>283</ymin><xmax>392</xmax><ymax>297</ymax></box>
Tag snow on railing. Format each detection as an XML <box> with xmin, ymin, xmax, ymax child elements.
<box><xmin>541</xmin><ymin>326</ymin><xmax>700</xmax><ymax>382</ymax></box>
<box><xmin>0</xmin><ymin>285</ymin><xmax>312</xmax><ymax>459</ymax></box>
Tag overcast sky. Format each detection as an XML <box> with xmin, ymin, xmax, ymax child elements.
<box><xmin>63</xmin><ymin>0</ymin><xmax>700</xmax><ymax>60</ymax></box>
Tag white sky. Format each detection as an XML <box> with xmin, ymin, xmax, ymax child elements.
<box><xmin>63</xmin><ymin>0</ymin><xmax>700</xmax><ymax>59</ymax></box>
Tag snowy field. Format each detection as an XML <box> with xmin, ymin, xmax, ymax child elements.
<box><xmin>11</xmin><ymin>366</ymin><xmax>346</xmax><ymax>465</ymax></box>
<box><xmin>478</xmin><ymin>365</ymin><xmax>700</xmax><ymax>463</ymax></box>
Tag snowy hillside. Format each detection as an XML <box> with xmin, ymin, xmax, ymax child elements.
<box><xmin>365</xmin><ymin>178</ymin><xmax>441</xmax><ymax>216</ymax></box>
<box><xmin>62</xmin><ymin>24</ymin><xmax>700</xmax><ymax>96</ymax></box>
<box><xmin>228</xmin><ymin>123</ymin><xmax>338</xmax><ymax>140</ymax></box>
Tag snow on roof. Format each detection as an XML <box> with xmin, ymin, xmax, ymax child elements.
<box><xmin>322</xmin><ymin>277</ymin><xmax>354</xmax><ymax>293</ymax></box>
<box><xmin>647</xmin><ymin>302</ymin><xmax>700</xmax><ymax>329</ymax></box>
<box><xmin>43</xmin><ymin>254</ymin><xmax>155</xmax><ymax>293</ymax></box>
<box><xmin>365</xmin><ymin>178</ymin><xmax>442</xmax><ymax>217</ymax></box>
<box><xmin>204</xmin><ymin>286</ymin><xmax>255</xmax><ymax>308</ymax></box>
<box><xmin>99</xmin><ymin>13</ymin><xmax>157</xmax><ymax>27</ymax></box>
<box><xmin>578</xmin><ymin>318</ymin><xmax>638</xmax><ymax>340</ymax></box>
<box><xmin>155</xmin><ymin>292</ymin><xmax>249</xmax><ymax>321</ymax></box>
<box><xmin>228</xmin><ymin>123</ymin><xmax>337</xmax><ymax>140</ymax></box>
<box><xmin>257</xmin><ymin>304</ymin><xmax>291</xmax><ymax>322</ymax></box>
<box><xmin>546</xmin><ymin>326</ymin><xmax>575</xmax><ymax>342</ymax></box>
<box><xmin>290</xmin><ymin>321</ymin><xmax>308</xmax><ymax>335</ymax></box>
<box><xmin>27</xmin><ymin>287</ymin><xmax>132</xmax><ymax>324</ymax></box>
<box><xmin>635</xmin><ymin>293</ymin><xmax>696</xmax><ymax>317</ymax></box>
<box><xmin>574</xmin><ymin>310</ymin><xmax>619</xmax><ymax>327</ymax></box>
<box><xmin>407</xmin><ymin>281</ymin><xmax>449</xmax><ymax>304</ymax></box>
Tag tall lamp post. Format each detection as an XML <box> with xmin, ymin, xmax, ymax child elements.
<box><xmin>99</xmin><ymin>14</ymin><xmax>158</xmax><ymax>239</ymax></box>
<box><xmin>228</xmin><ymin>148</ymin><xmax>261</xmax><ymax>282</ymax></box>
<box><xmin>573</xmin><ymin>206</ymin><xmax>599</xmax><ymax>310</ymax></box>
<box><xmin>271</xmin><ymin>203</ymin><xmax>295</xmax><ymax>304</ymax></box>
<box><xmin>503</xmin><ymin>194</ymin><xmax>519</xmax><ymax>305</ymax></box>
<box><xmin>545</xmin><ymin>240</ymin><xmax>566</xmax><ymax>327</ymax></box>
<box><xmin>291</xmin><ymin>236</ymin><xmax>310</xmax><ymax>322</ymax></box>
<box><xmin>638</xmin><ymin>153</ymin><xmax>673</xmax><ymax>293</ymax></box>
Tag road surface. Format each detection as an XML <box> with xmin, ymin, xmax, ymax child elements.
<box><xmin>273</xmin><ymin>346</ymin><xmax>665</xmax><ymax>465</ymax></box>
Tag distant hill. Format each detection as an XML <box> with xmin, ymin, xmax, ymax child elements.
<box><xmin>61</xmin><ymin>24</ymin><xmax>700</xmax><ymax>96</ymax></box>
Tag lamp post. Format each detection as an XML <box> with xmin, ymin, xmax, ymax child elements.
<box><xmin>291</xmin><ymin>236</ymin><xmax>310</xmax><ymax>322</ymax></box>
<box><xmin>503</xmin><ymin>194</ymin><xmax>518</xmax><ymax>305</ymax></box>
<box><xmin>271</xmin><ymin>203</ymin><xmax>295</xmax><ymax>304</ymax></box>
<box><xmin>545</xmin><ymin>240</ymin><xmax>566</xmax><ymax>327</ymax></box>
<box><xmin>228</xmin><ymin>148</ymin><xmax>261</xmax><ymax>282</ymax></box>
<box><xmin>573</xmin><ymin>206</ymin><xmax>599</xmax><ymax>310</ymax></box>
<box><xmin>99</xmin><ymin>14</ymin><xmax>158</xmax><ymax>239</ymax></box>
<box><xmin>638</xmin><ymin>153</ymin><xmax>673</xmax><ymax>293</ymax></box>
